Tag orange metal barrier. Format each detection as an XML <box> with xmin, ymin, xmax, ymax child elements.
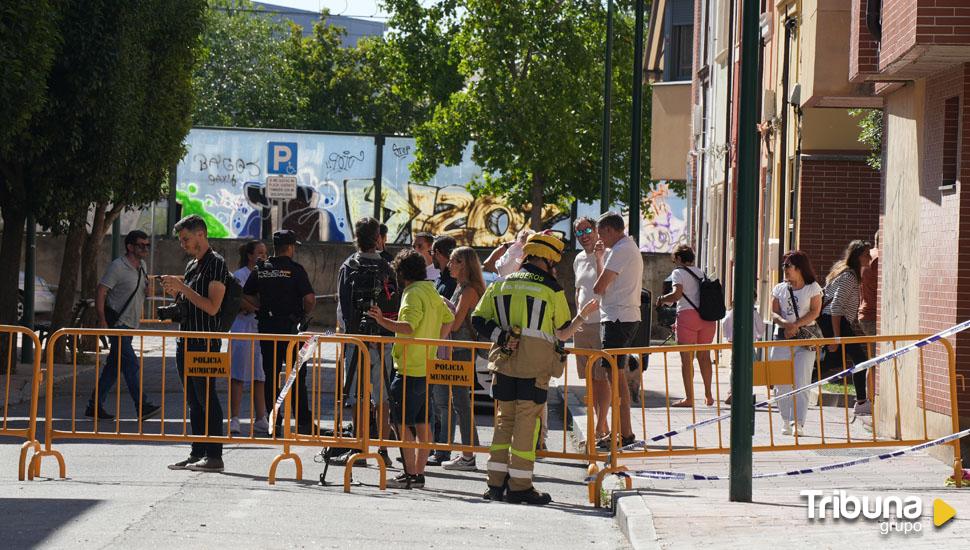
<box><xmin>592</xmin><ymin>334</ymin><xmax>963</xmax><ymax>502</ymax></box>
<box><xmin>27</xmin><ymin>327</ymin><xmax>369</xmax><ymax>484</ymax></box>
<box><xmin>0</xmin><ymin>325</ymin><xmax>43</xmax><ymax>481</ymax></box>
<box><xmin>323</xmin><ymin>333</ymin><xmax>622</xmax><ymax>494</ymax></box>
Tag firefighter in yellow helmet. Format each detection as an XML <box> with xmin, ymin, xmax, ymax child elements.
<box><xmin>471</xmin><ymin>232</ymin><xmax>599</xmax><ymax>505</ymax></box>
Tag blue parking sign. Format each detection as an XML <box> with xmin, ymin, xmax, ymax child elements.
<box><xmin>267</xmin><ymin>142</ymin><xmax>298</xmax><ymax>175</ymax></box>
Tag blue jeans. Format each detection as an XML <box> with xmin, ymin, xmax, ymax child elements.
<box><xmin>89</xmin><ymin>329</ymin><xmax>145</xmax><ymax>408</ymax></box>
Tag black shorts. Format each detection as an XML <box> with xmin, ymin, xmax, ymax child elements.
<box><xmin>389</xmin><ymin>374</ymin><xmax>428</xmax><ymax>427</ymax></box>
<box><xmin>601</xmin><ymin>320</ymin><xmax>640</xmax><ymax>371</ymax></box>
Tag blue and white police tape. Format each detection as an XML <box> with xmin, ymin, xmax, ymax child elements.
<box><xmin>588</xmin><ymin>427</ymin><xmax>970</xmax><ymax>482</ymax></box>
<box><xmin>268</xmin><ymin>333</ymin><xmax>320</xmax><ymax>436</ymax></box>
<box><xmin>619</xmin><ymin>318</ymin><xmax>970</xmax><ymax>452</ymax></box>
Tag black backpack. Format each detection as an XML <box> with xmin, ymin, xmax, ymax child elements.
<box><xmin>217</xmin><ymin>272</ymin><xmax>244</xmax><ymax>332</ymax></box>
<box><xmin>345</xmin><ymin>254</ymin><xmax>400</xmax><ymax>332</ymax></box>
<box><xmin>678</xmin><ymin>267</ymin><xmax>726</xmax><ymax>321</ymax></box>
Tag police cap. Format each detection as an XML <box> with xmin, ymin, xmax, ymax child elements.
<box><xmin>273</xmin><ymin>229</ymin><xmax>301</xmax><ymax>247</ymax></box>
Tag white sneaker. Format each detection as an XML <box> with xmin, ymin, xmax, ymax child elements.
<box><xmin>781</xmin><ymin>422</ymin><xmax>793</xmax><ymax>435</ymax></box>
<box><xmin>253</xmin><ymin>417</ymin><xmax>269</xmax><ymax>434</ymax></box>
<box><xmin>229</xmin><ymin>417</ymin><xmax>241</xmax><ymax>435</ymax></box>
<box><xmin>794</xmin><ymin>423</ymin><xmax>805</xmax><ymax>436</ymax></box>
<box><xmin>442</xmin><ymin>455</ymin><xmax>477</xmax><ymax>471</ymax></box>
<box><xmin>854</xmin><ymin>400</ymin><xmax>872</xmax><ymax>416</ymax></box>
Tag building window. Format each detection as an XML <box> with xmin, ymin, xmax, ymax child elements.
<box><xmin>942</xmin><ymin>96</ymin><xmax>960</xmax><ymax>188</ymax></box>
<box><xmin>671</xmin><ymin>24</ymin><xmax>694</xmax><ymax>81</ymax></box>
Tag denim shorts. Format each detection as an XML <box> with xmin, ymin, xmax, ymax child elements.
<box><xmin>389</xmin><ymin>374</ymin><xmax>428</xmax><ymax>427</ymax></box>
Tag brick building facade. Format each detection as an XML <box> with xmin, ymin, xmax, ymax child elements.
<box><xmin>849</xmin><ymin>0</ymin><xmax>970</xmax><ymax>450</ymax></box>
<box><xmin>797</xmin><ymin>155</ymin><xmax>882</xmax><ymax>279</ymax></box>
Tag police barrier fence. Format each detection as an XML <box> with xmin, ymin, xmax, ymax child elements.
<box><xmin>591</xmin><ymin>334</ymin><xmax>964</xmax><ymax>503</ymax></box>
<box><xmin>27</xmin><ymin>327</ymin><xmax>369</xmax><ymax>484</ymax></box>
<box><xmin>315</xmin><ymin>333</ymin><xmax>623</xmax><ymax>493</ymax></box>
<box><xmin>0</xmin><ymin>325</ymin><xmax>44</xmax><ymax>481</ymax></box>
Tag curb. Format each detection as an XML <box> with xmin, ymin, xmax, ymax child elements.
<box><xmin>552</xmin><ymin>383</ymin><xmax>663</xmax><ymax>550</ymax></box>
<box><xmin>613</xmin><ymin>491</ymin><xmax>662</xmax><ymax>550</ymax></box>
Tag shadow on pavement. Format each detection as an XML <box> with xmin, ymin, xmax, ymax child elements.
<box><xmin>0</xmin><ymin>497</ymin><xmax>101</xmax><ymax>547</ymax></box>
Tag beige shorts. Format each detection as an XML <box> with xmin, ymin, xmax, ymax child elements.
<box><xmin>573</xmin><ymin>322</ymin><xmax>606</xmax><ymax>381</ymax></box>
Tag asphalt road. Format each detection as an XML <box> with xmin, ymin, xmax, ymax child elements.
<box><xmin>1</xmin><ymin>336</ymin><xmax>627</xmax><ymax>549</ymax></box>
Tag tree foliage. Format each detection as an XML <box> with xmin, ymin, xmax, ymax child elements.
<box><xmin>407</xmin><ymin>0</ymin><xmax>652</xmax><ymax>228</ymax></box>
<box><xmin>193</xmin><ymin>0</ymin><xmax>302</xmax><ymax>128</ymax></box>
<box><xmin>849</xmin><ymin>108</ymin><xmax>883</xmax><ymax>171</ymax></box>
<box><xmin>0</xmin><ymin>0</ymin><xmax>203</xmax><ymax>332</ymax></box>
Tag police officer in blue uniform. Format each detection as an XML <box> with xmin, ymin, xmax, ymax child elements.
<box><xmin>242</xmin><ymin>230</ymin><xmax>316</xmax><ymax>434</ymax></box>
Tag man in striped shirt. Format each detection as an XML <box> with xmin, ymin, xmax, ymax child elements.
<box><xmin>161</xmin><ymin>215</ymin><xmax>229</xmax><ymax>473</ymax></box>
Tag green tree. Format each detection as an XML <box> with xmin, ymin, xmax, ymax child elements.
<box><xmin>0</xmin><ymin>0</ymin><xmax>63</xmax><ymax>326</ymax></box>
<box><xmin>50</xmin><ymin>0</ymin><xmax>204</xmax><ymax>346</ymax></box>
<box><xmin>849</xmin><ymin>108</ymin><xmax>882</xmax><ymax>171</ymax></box>
<box><xmin>407</xmin><ymin>0</ymin><xmax>651</xmax><ymax>229</ymax></box>
<box><xmin>192</xmin><ymin>0</ymin><xmax>300</xmax><ymax>128</ymax></box>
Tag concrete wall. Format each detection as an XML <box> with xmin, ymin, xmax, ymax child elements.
<box><xmin>31</xmin><ymin>236</ymin><xmax>674</xmax><ymax>336</ymax></box>
<box><xmin>880</xmin><ymin>79</ymin><xmax>961</xmax><ymax>464</ymax></box>
<box><xmin>650</xmin><ymin>81</ymin><xmax>692</xmax><ymax>181</ymax></box>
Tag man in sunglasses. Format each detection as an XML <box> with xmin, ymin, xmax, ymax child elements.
<box><xmin>86</xmin><ymin>230</ymin><xmax>160</xmax><ymax>421</ymax></box>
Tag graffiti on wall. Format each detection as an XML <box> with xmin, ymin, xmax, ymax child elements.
<box><xmin>640</xmin><ymin>182</ymin><xmax>690</xmax><ymax>253</ymax></box>
<box><xmin>177</xmin><ymin>130</ymin><xmax>570</xmax><ymax>246</ymax></box>
<box><xmin>175</xmin><ymin>129</ymin><xmax>676</xmax><ymax>250</ymax></box>
<box><xmin>343</xmin><ymin>179</ymin><xmax>568</xmax><ymax>248</ymax></box>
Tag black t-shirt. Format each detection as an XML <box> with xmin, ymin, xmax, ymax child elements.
<box><xmin>436</xmin><ymin>267</ymin><xmax>457</xmax><ymax>299</ymax></box>
<box><xmin>182</xmin><ymin>248</ymin><xmax>230</xmax><ymax>332</ymax></box>
<box><xmin>243</xmin><ymin>255</ymin><xmax>314</xmax><ymax>332</ymax></box>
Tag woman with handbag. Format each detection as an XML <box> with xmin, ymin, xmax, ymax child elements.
<box><xmin>770</xmin><ymin>250</ymin><xmax>823</xmax><ymax>436</ymax></box>
<box><xmin>819</xmin><ymin>240</ymin><xmax>873</xmax><ymax>416</ymax></box>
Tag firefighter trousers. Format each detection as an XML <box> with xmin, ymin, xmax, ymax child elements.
<box><xmin>487</xmin><ymin>398</ymin><xmax>543</xmax><ymax>492</ymax></box>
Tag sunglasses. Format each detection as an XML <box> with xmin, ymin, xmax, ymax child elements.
<box><xmin>576</xmin><ymin>227</ymin><xmax>594</xmax><ymax>236</ymax></box>
<box><xmin>134</xmin><ymin>243</ymin><xmax>151</xmax><ymax>250</ymax></box>
<box><xmin>782</xmin><ymin>262</ymin><xmax>793</xmax><ymax>269</ymax></box>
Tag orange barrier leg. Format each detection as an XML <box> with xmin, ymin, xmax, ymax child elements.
<box><xmin>18</xmin><ymin>440</ymin><xmax>40</xmax><ymax>481</ymax></box>
<box><xmin>342</xmin><ymin>452</ymin><xmax>385</xmax><ymax>493</ymax></box>
<box><xmin>587</xmin><ymin>463</ymin><xmax>600</xmax><ymax>504</ymax></box>
<box><xmin>268</xmin><ymin>450</ymin><xmax>303</xmax><ymax>485</ymax></box>
<box><xmin>28</xmin><ymin>450</ymin><xmax>66</xmax><ymax>480</ymax></box>
<box><xmin>592</xmin><ymin>465</ymin><xmax>629</xmax><ymax>508</ymax></box>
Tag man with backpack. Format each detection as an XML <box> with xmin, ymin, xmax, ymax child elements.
<box><xmin>243</xmin><ymin>230</ymin><xmax>316</xmax><ymax>435</ymax></box>
<box><xmin>161</xmin><ymin>215</ymin><xmax>231</xmax><ymax>473</ymax></box>
<box><xmin>591</xmin><ymin>212</ymin><xmax>643</xmax><ymax>449</ymax></box>
<box><xmin>335</xmin><ymin>217</ymin><xmax>397</xmax><ymax>466</ymax></box>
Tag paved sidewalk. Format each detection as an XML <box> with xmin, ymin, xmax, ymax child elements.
<box><xmin>554</xmin><ymin>345</ymin><xmax>970</xmax><ymax>548</ymax></box>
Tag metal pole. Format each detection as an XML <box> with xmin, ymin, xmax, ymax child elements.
<box><xmin>600</xmin><ymin>0</ymin><xmax>614</xmax><ymax>213</ymax></box>
<box><xmin>374</xmin><ymin>134</ymin><xmax>385</xmax><ymax>221</ymax></box>
<box><xmin>729</xmin><ymin>0</ymin><xmax>761</xmax><ymax>503</ymax></box>
<box><xmin>20</xmin><ymin>215</ymin><xmax>36</xmax><ymax>363</ymax></box>
<box><xmin>629</xmin><ymin>0</ymin><xmax>645</xmax><ymax>244</ymax></box>
<box><xmin>111</xmin><ymin>217</ymin><xmax>122</xmax><ymax>260</ymax></box>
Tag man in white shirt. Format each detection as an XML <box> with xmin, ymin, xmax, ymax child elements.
<box><xmin>592</xmin><ymin>212</ymin><xmax>642</xmax><ymax>447</ymax></box>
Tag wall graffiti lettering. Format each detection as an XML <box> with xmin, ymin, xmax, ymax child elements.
<box><xmin>391</xmin><ymin>143</ymin><xmax>411</xmax><ymax>159</ymax></box>
<box><xmin>326</xmin><ymin>150</ymin><xmax>365</xmax><ymax>172</ymax></box>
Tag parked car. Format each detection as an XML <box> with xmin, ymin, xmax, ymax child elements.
<box><xmin>18</xmin><ymin>272</ymin><xmax>56</xmax><ymax>322</ymax></box>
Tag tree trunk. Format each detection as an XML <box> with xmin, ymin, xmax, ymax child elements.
<box><xmin>0</xmin><ymin>202</ymin><xmax>26</xmax><ymax>373</ymax></box>
<box><xmin>529</xmin><ymin>172</ymin><xmax>543</xmax><ymax>231</ymax></box>
<box><xmin>51</xmin><ymin>215</ymin><xmax>86</xmax><ymax>328</ymax></box>
<box><xmin>0</xmin><ymin>203</ymin><xmax>26</xmax><ymax>326</ymax></box>
<box><xmin>78</xmin><ymin>203</ymin><xmax>110</xmax><ymax>337</ymax></box>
